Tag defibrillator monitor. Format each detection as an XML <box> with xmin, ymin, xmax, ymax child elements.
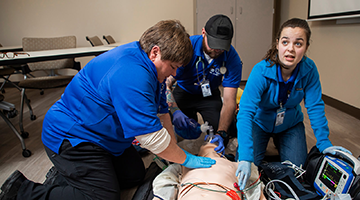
<box><xmin>314</xmin><ymin>155</ymin><xmax>355</xmax><ymax>195</ymax></box>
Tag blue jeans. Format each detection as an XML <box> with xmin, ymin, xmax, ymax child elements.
<box><xmin>252</xmin><ymin>122</ymin><xmax>308</xmax><ymax>167</ymax></box>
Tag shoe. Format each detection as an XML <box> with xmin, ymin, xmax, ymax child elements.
<box><xmin>0</xmin><ymin>170</ymin><xmax>27</xmax><ymax>200</ymax></box>
<box><xmin>43</xmin><ymin>166</ymin><xmax>59</xmax><ymax>185</ymax></box>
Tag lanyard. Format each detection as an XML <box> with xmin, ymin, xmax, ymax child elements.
<box><xmin>195</xmin><ymin>56</ymin><xmax>227</xmax><ymax>85</ymax></box>
<box><xmin>195</xmin><ymin>56</ymin><xmax>206</xmax><ymax>85</ymax></box>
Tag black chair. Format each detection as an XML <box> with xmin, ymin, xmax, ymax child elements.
<box><xmin>0</xmin><ymin>45</ymin><xmax>34</xmax><ymax>124</ymax></box>
<box><xmin>103</xmin><ymin>35</ymin><xmax>116</xmax><ymax>44</ymax></box>
<box><xmin>0</xmin><ymin>67</ymin><xmax>15</xmax><ymax>94</ymax></box>
<box><xmin>0</xmin><ymin>67</ymin><xmax>34</xmax><ymax>119</ymax></box>
<box><xmin>0</xmin><ymin>94</ymin><xmax>31</xmax><ymax>157</ymax></box>
<box><xmin>85</xmin><ymin>36</ymin><xmax>104</xmax><ymax>46</ymax></box>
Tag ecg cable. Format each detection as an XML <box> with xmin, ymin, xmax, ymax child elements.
<box><xmin>179</xmin><ymin>172</ymin><xmax>262</xmax><ymax>200</ymax></box>
<box><xmin>179</xmin><ymin>181</ymin><xmax>242</xmax><ymax>200</ymax></box>
<box><xmin>281</xmin><ymin>160</ymin><xmax>306</xmax><ymax>178</ymax></box>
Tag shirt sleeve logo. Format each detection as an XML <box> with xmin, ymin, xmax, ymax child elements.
<box><xmin>209</xmin><ymin>66</ymin><xmax>222</xmax><ymax>77</ymax></box>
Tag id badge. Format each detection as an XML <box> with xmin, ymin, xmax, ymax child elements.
<box><xmin>275</xmin><ymin>107</ymin><xmax>286</xmax><ymax>126</ymax></box>
<box><xmin>201</xmin><ymin>80</ymin><xmax>212</xmax><ymax>97</ymax></box>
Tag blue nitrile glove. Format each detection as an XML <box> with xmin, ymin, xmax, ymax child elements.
<box><xmin>172</xmin><ymin>110</ymin><xmax>189</xmax><ymax>130</ymax></box>
<box><xmin>236</xmin><ymin>161</ymin><xmax>251</xmax><ymax>190</ymax></box>
<box><xmin>181</xmin><ymin>150</ymin><xmax>216</xmax><ymax>169</ymax></box>
<box><xmin>323</xmin><ymin>146</ymin><xmax>352</xmax><ymax>155</ymax></box>
<box><xmin>204</xmin><ymin>134</ymin><xmax>225</xmax><ymax>155</ymax></box>
<box><xmin>175</xmin><ymin>118</ymin><xmax>202</xmax><ymax>139</ymax></box>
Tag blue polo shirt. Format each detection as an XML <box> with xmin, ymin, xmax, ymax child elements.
<box><xmin>42</xmin><ymin>41</ymin><xmax>168</xmax><ymax>156</ymax></box>
<box><xmin>277</xmin><ymin>64</ymin><xmax>299</xmax><ymax>105</ymax></box>
<box><xmin>174</xmin><ymin>35</ymin><xmax>242</xmax><ymax>94</ymax></box>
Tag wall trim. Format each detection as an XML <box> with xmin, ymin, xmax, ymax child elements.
<box><xmin>322</xmin><ymin>94</ymin><xmax>360</xmax><ymax>120</ymax></box>
<box><xmin>240</xmin><ymin>80</ymin><xmax>360</xmax><ymax>120</ymax></box>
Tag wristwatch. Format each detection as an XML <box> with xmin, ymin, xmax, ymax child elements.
<box><xmin>217</xmin><ymin>130</ymin><xmax>229</xmax><ymax>146</ymax></box>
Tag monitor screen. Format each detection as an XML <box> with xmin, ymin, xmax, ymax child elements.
<box><xmin>308</xmin><ymin>0</ymin><xmax>360</xmax><ymax>21</ymax></box>
<box><xmin>319</xmin><ymin>160</ymin><xmax>343</xmax><ymax>192</ymax></box>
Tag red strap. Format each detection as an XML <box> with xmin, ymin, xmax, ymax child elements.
<box><xmin>226</xmin><ymin>190</ymin><xmax>241</xmax><ymax>200</ymax></box>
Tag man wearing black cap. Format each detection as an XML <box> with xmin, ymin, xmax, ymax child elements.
<box><xmin>166</xmin><ymin>14</ymin><xmax>242</xmax><ymax>152</ymax></box>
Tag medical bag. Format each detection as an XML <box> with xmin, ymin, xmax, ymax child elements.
<box><xmin>259</xmin><ymin>161</ymin><xmax>321</xmax><ymax>200</ymax></box>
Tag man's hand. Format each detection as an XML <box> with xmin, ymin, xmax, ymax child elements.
<box><xmin>172</xmin><ymin>110</ymin><xmax>189</xmax><ymax>130</ymax></box>
<box><xmin>181</xmin><ymin>150</ymin><xmax>216</xmax><ymax>169</ymax></box>
<box><xmin>204</xmin><ymin>135</ymin><xmax>225</xmax><ymax>155</ymax></box>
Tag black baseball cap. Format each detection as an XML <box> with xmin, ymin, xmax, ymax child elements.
<box><xmin>205</xmin><ymin>14</ymin><xmax>234</xmax><ymax>51</ymax></box>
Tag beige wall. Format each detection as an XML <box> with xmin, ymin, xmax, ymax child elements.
<box><xmin>0</xmin><ymin>0</ymin><xmax>195</xmax><ymax>66</ymax></box>
<box><xmin>0</xmin><ymin>0</ymin><xmax>195</xmax><ymax>46</ymax></box>
<box><xmin>0</xmin><ymin>0</ymin><xmax>195</xmax><ymax>81</ymax></box>
<box><xmin>279</xmin><ymin>1</ymin><xmax>360</xmax><ymax>109</ymax></box>
<box><xmin>1</xmin><ymin>0</ymin><xmax>359</xmax><ymax>109</ymax></box>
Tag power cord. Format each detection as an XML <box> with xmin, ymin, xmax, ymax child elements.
<box><xmin>264</xmin><ymin>179</ymin><xmax>300</xmax><ymax>200</ymax></box>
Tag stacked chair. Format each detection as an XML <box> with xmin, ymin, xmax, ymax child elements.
<box><xmin>103</xmin><ymin>35</ymin><xmax>116</xmax><ymax>44</ymax></box>
<box><xmin>85</xmin><ymin>36</ymin><xmax>104</xmax><ymax>46</ymax></box>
